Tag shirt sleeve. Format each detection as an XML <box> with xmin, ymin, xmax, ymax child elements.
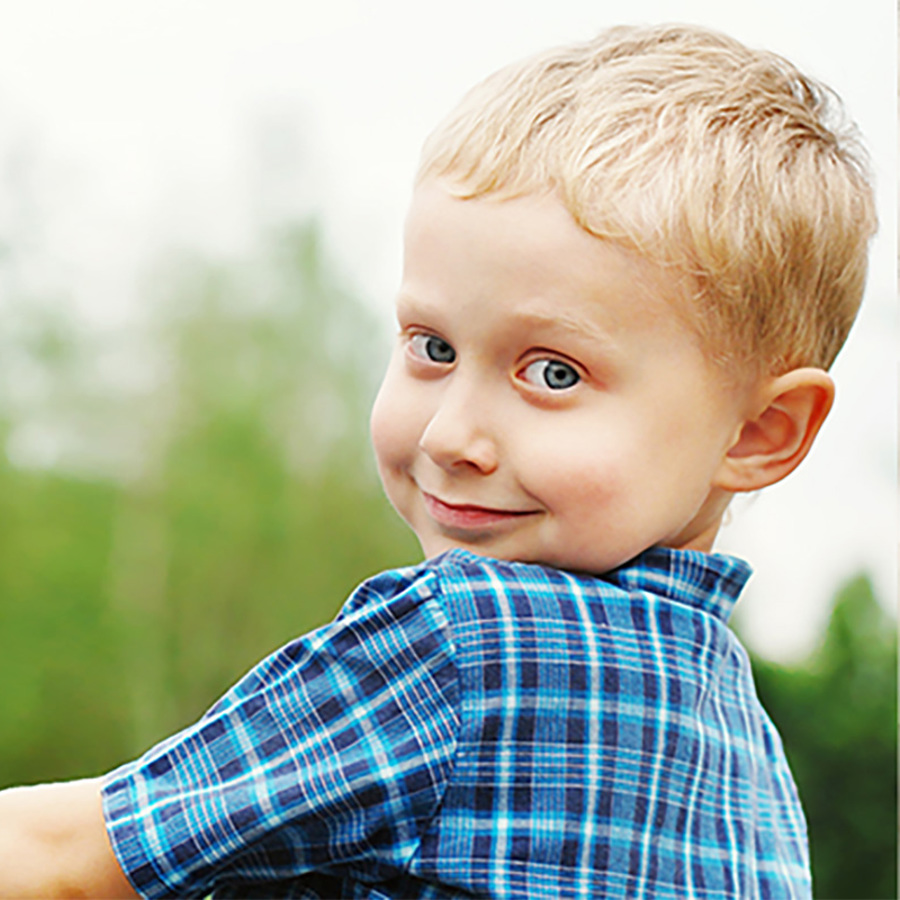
<box><xmin>101</xmin><ymin>567</ymin><xmax>460</xmax><ymax>899</ymax></box>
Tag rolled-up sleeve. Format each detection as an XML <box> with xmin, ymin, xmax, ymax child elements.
<box><xmin>102</xmin><ymin>569</ymin><xmax>460</xmax><ymax>899</ymax></box>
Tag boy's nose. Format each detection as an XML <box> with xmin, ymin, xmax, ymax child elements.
<box><xmin>418</xmin><ymin>388</ymin><xmax>499</xmax><ymax>475</ymax></box>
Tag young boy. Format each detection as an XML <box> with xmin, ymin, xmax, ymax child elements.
<box><xmin>0</xmin><ymin>23</ymin><xmax>876</xmax><ymax>899</ymax></box>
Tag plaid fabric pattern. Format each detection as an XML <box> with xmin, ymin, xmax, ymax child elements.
<box><xmin>103</xmin><ymin>548</ymin><xmax>811</xmax><ymax>899</ymax></box>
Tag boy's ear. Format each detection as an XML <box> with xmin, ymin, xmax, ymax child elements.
<box><xmin>714</xmin><ymin>368</ymin><xmax>835</xmax><ymax>493</ymax></box>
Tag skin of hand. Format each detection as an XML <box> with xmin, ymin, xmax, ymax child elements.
<box><xmin>0</xmin><ymin>777</ymin><xmax>138</xmax><ymax>899</ymax></box>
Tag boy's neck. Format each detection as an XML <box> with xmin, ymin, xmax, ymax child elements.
<box><xmin>663</xmin><ymin>504</ymin><xmax>727</xmax><ymax>555</ymax></box>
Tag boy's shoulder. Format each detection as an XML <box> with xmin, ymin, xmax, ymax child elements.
<box><xmin>347</xmin><ymin>546</ymin><xmax>752</xmax><ymax>627</ymax></box>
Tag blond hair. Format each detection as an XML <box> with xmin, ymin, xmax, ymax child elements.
<box><xmin>417</xmin><ymin>24</ymin><xmax>877</xmax><ymax>373</ymax></box>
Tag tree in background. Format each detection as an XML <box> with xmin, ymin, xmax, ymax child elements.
<box><xmin>751</xmin><ymin>575</ymin><xmax>898</xmax><ymax>900</ymax></box>
<box><xmin>0</xmin><ymin>219</ymin><xmax>418</xmax><ymax>780</ymax></box>
<box><xmin>109</xmin><ymin>222</ymin><xmax>419</xmax><ymax>746</ymax></box>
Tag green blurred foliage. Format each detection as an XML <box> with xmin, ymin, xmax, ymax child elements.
<box><xmin>751</xmin><ymin>575</ymin><xmax>897</xmax><ymax>900</ymax></box>
<box><xmin>0</xmin><ymin>221</ymin><xmax>894</xmax><ymax>899</ymax></box>
<box><xmin>0</xmin><ymin>220</ymin><xmax>418</xmax><ymax>781</ymax></box>
<box><xmin>0</xmin><ymin>459</ymin><xmax>131</xmax><ymax>782</ymax></box>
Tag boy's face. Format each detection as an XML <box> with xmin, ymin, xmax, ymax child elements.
<box><xmin>370</xmin><ymin>182</ymin><xmax>748</xmax><ymax>574</ymax></box>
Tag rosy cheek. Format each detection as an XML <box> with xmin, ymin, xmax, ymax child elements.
<box><xmin>543</xmin><ymin>445</ymin><xmax>629</xmax><ymax>508</ymax></box>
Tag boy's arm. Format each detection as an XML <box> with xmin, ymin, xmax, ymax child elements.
<box><xmin>0</xmin><ymin>777</ymin><xmax>139</xmax><ymax>899</ymax></box>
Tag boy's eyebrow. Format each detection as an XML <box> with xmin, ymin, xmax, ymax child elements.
<box><xmin>395</xmin><ymin>293</ymin><xmax>430</xmax><ymax>319</ymax></box>
<box><xmin>396</xmin><ymin>293</ymin><xmax>623</xmax><ymax>356</ymax></box>
<box><xmin>513</xmin><ymin>307</ymin><xmax>622</xmax><ymax>357</ymax></box>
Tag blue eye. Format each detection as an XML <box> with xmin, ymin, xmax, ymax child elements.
<box><xmin>521</xmin><ymin>359</ymin><xmax>580</xmax><ymax>390</ymax></box>
<box><xmin>410</xmin><ymin>333</ymin><xmax>456</xmax><ymax>364</ymax></box>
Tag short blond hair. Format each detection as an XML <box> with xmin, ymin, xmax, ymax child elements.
<box><xmin>417</xmin><ymin>24</ymin><xmax>877</xmax><ymax>374</ymax></box>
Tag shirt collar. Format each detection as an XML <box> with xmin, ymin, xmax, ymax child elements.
<box><xmin>602</xmin><ymin>546</ymin><xmax>752</xmax><ymax>624</ymax></box>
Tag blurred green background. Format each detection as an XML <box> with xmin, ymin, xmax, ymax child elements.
<box><xmin>0</xmin><ymin>223</ymin><xmax>894</xmax><ymax>900</ymax></box>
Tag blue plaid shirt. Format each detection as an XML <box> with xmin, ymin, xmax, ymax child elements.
<box><xmin>103</xmin><ymin>548</ymin><xmax>811</xmax><ymax>898</ymax></box>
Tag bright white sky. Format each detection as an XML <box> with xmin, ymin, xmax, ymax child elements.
<box><xmin>0</xmin><ymin>0</ymin><xmax>895</xmax><ymax>660</ymax></box>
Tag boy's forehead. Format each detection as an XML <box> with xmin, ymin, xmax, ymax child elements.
<box><xmin>403</xmin><ymin>180</ymin><xmax>570</xmax><ymax>258</ymax></box>
<box><xmin>401</xmin><ymin>180</ymin><xmax>703</xmax><ymax>342</ymax></box>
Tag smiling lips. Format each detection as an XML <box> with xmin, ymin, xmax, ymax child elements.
<box><xmin>421</xmin><ymin>492</ymin><xmax>539</xmax><ymax>530</ymax></box>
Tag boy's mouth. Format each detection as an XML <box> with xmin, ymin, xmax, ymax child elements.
<box><xmin>421</xmin><ymin>491</ymin><xmax>539</xmax><ymax>530</ymax></box>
